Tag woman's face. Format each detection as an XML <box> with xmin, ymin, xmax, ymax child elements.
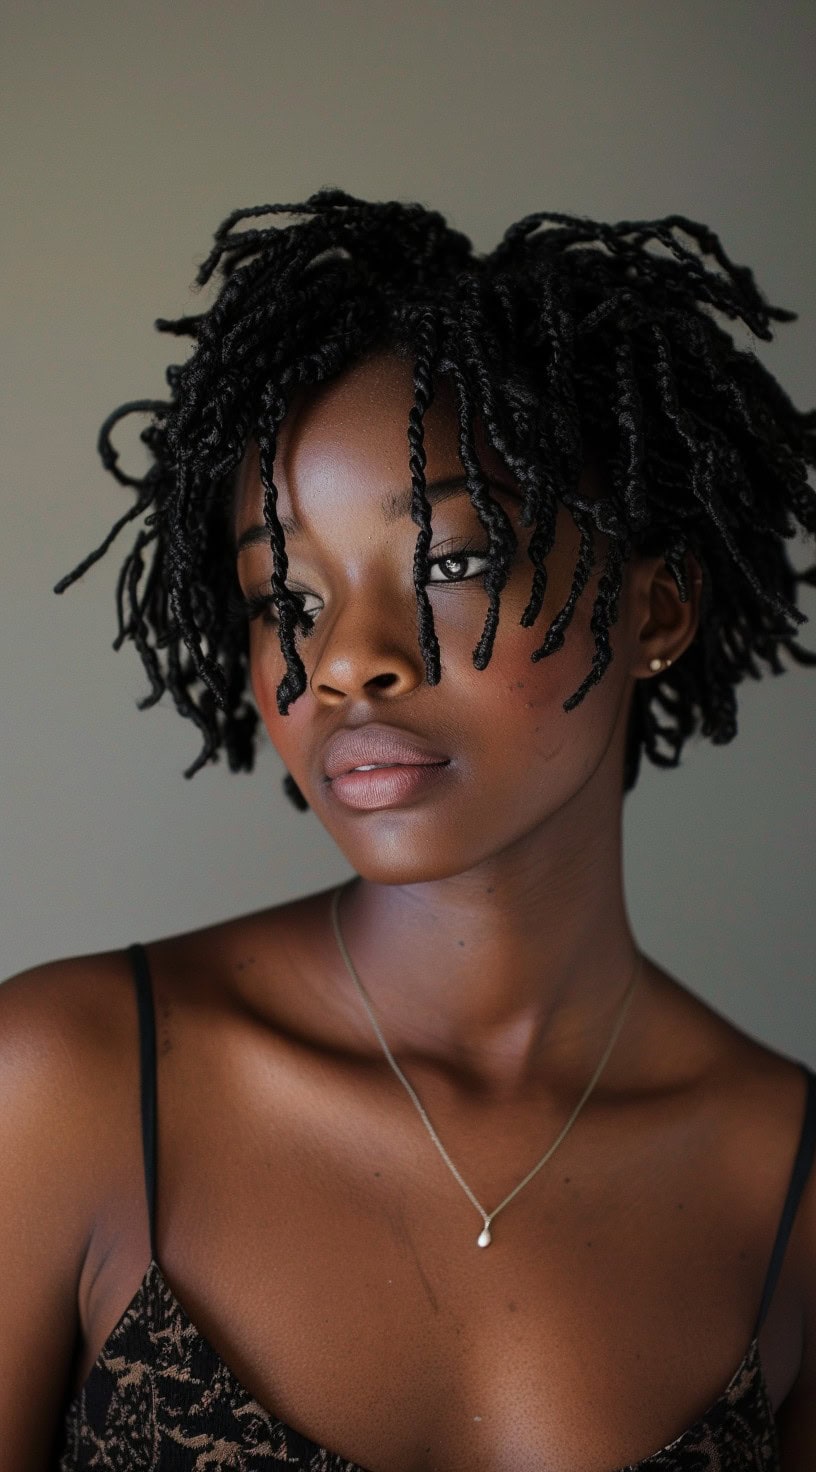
<box><xmin>233</xmin><ymin>350</ymin><xmax>645</xmax><ymax>886</ymax></box>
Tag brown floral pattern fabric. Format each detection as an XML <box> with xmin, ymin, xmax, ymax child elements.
<box><xmin>54</xmin><ymin>1256</ymin><xmax>779</xmax><ymax>1472</ymax></box>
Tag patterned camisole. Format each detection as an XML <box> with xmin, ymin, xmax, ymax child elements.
<box><xmin>54</xmin><ymin>943</ymin><xmax>816</xmax><ymax>1470</ymax></box>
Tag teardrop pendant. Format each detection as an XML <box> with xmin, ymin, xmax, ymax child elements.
<box><xmin>477</xmin><ymin>1225</ymin><xmax>492</xmax><ymax>1248</ymax></box>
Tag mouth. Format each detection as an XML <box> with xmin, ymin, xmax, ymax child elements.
<box><xmin>326</xmin><ymin>760</ymin><xmax>452</xmax><ymax>811</ymax></box>
<box><xmin>319</xmin><ymin>721</ymin><xmax>453</xmax><ymax>811</ymax></box>
<box><xmin>322</xmin><ymin>721</ymin><xmax>451</xmax><ymax>780</ymax></box>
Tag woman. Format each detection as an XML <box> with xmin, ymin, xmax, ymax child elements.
<box><xmin>2</xmin><ymin>189</ymin><xmax>814</xmax><ymax>1468</ymax></box>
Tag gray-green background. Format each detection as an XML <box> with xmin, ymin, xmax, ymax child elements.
<box><xmin>2</xmin><ymin>1</ymin><xmax>814</xmax><ymax>1061</ymax></box>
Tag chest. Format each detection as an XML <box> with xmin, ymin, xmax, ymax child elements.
<box><xmin>78</xmin><ymin>1042</ymin><xmax>777</xmax><ymax>1472</ymax></box>
<box><xmin>66</xmin><ymin>1260</ymin><xmax>775</xmax><ymax>1472</ymax></box>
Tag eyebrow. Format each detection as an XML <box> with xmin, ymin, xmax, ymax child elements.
<box><xmin>235</xmin><ymin>474</ymin><xmax>518</xmax><ymax>555</ymax></box>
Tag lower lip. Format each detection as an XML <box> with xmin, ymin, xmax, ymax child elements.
<box><xmin>327</xmin><ymin>762</ymin><xmax>451</xmax><ymax>810</ymax></box>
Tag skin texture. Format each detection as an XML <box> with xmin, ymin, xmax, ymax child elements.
<box><xmin>3</xmin><ymin>348</ymin><xmax>813</xmax><ymax>1472</ymax></box>
<box><xmin>233</xmin><ymin>348</ymin><xmax>701</xmax><ymax>1089</ymax></box>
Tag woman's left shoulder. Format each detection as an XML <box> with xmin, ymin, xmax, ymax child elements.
<box><xmin>654</xmin><ymin>973</ymin><xmax>816</xmax><ymax>1441</ymax></box>
<box><xmin>641</xmin><ymin>959</ymin><xmax>814</xmax><ymax>1232</ymax></box>
<box><xmin>642</xmin><ymin>958</ymin><xmax>811</xmax><ymax>1124</ymax></box>
<box><xmin>668</xmin><ymin>979</ymin><xmax>814</xmax><ymax>1274</ymax></box>
<box><xmin>739</xmin><ymin>1040</ymin><xmax>816</xmax><ymax>1465</ymax></box>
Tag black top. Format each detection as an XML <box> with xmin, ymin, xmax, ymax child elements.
<box><xmin>54</xmin><ymin>942</ymin><xmax>816</xmax><ymax>1470</ymax></box>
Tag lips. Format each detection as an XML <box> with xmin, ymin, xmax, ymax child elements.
<box><xmin>322</xmin><ymin>722</ymin><xmax>450</xmax><ymax>781</ymax></box>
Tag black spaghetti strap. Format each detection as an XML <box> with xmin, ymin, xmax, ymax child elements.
<box><xmin>125</xmin><ymin>942</ymin><xmax>157</xmax><ymax>1258</ymax></box>
<box><xmin>753</xmin><ymin>1062</ymin><xmax>816</xmax><ymax>1338</ymax></box>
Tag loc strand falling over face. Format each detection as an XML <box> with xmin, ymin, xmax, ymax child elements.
<box><xmin>53</xmin><ymin>189</ymin><xmax>816</xmax><ymax>800</ymax></box>
<box><xmin>230</xmin><ymin>346</ymin><xmax>698</xmax><ymax>872</ymax></box>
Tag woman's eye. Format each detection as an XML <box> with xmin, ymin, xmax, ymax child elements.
<box><xmin>228</xmin><ymin>588</ymin><xmax>320</xmax><ymax>629</ymax></box>
<box><xmin>229</xmin><ymin>547</ymin><xmax>491</xmax><ymax>632</ymax></box>
<box><xmin>427</xmin><ymin>549</ymin><xmax>490</xmax><ymax>582</ymax></box>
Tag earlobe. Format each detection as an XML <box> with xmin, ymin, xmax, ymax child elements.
<box><xmin>635</xmin><ymin>551</ymin><xmax>703</xmax><ymax>678</ymax></box>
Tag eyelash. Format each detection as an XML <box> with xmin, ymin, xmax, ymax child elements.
<box><xmin>229</xmin><ymin>543</ymin><xmax>492</xmax><ymax>631</ymax></box>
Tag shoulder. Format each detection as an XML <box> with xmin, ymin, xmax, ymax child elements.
<box><xmin>0</xmin><ymin>944</ymin><xmax>160</xmax><ymax>1246</ymax></box>
<box><xmin>137</xmin><ymin>884</ymin><xmax>351</xmax><ymax>1043</ymax></box>
<box><xmin>649</xmin><ymin>966</ymin><xmax>816</xmax><ymax>1432</ymax></box>
<box><xmin>653</xmin><ymin>966</ymin><xmax>814</xmax><ymax>1226</ymax></box>
<box><xmin>0</xmin><ymin>948</ymin><xmax>145</xmax><ymax>1449</ymax></box>
<box><xmin>640</xmin><ymin>954</ymin><xmax>807</xmax><ymax>1111</ymax></box>
<box><xmin>0</xmin><ymin>946</ymin><xmax>141</xmax><ymax>1087</ymax></box>
<box><xmin>0</xmin><ymin>946</ymin><xmax>142</xmax><ymax>1080</ymax></box>
<box><xmin>0</xmin><ymin>948</ymin><xmax>146</xmax><ymax>1218</ymax></box>
<box><xmin>772</xmin><ymin>1054</ymin><xmax>816</xmax><ymax>1458</ymax></box>
<box><xmin>0</xmin><ymin>881</ymin><xmax>342</xmax><ymax>1072</ymax></box>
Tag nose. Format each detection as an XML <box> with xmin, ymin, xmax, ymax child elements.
<box><xmin>308</xmin><ymin>589</ymin><xmax>428</xmax><ymax>706</ymax></box>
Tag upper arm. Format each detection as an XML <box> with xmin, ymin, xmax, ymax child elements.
<box><xmin>0</xmin><ymin>957</ymin><xmax>123</xmax><ymax>1469</ymax></box>
<box><xmin>776</xmin><ymin>1134</ymin><xmax>816</xmax><ymax>1469</ymax></box>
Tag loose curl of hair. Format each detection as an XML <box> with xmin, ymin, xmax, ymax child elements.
<box><xmin>55</xmin><ymin>187</ymin><xmax>816</xmax><ymax>807</ymax></box>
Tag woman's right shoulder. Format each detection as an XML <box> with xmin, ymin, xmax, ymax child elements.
<box><xmin>0</xmin><ymin>946</ymin><xmax>150</xmax><ymax>1210</ymax></box>
<box><xmin>0</xmin><ymin>945</ymin><xmax>143</xmax><ymax>1072</ymax></box>
<box><xmin>0</xmin><ymin>947</ymin><xmax>144</xmax><ymax>1461</ymax></box>
<box><xmin>2</xmin><ymin>942</ymin><xmax>134</xmax><ymax>996</ymax></box>
<box><xmin>0</xmin><ymin>946</ymin><xmax>147</xmax><ymax>1223</ymax></box>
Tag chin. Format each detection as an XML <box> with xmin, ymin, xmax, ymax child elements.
<box><xmin>318</xmin><ymin>813</ymin><xmax>527</xmax><ymax>888</ymax></box>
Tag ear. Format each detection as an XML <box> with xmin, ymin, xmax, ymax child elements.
<box><xmin>627</xmin><ymin>551</ymin><xmax>703</xmax><ymax>679</ymax></box>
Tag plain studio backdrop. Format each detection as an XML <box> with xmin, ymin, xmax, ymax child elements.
<box><xmin>1</xmin><ymin>1</ymin><xmax>814</xmax><ymax>1062</ymax></box>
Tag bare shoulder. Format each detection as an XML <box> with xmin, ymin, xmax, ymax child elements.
<box><xmin>138</xmin><ymin>882</ymin><xmax>349</xmax><ymax>1041</ymax></box>
<box><xmin>0</xmin><ymin>945</ymin><xmax>147</xmax><ymax>1232</ymax></box>
<box><xmin>0</xmin><ymin>880</ymin><xmax>342</xmax><ymax>1084</ymax></box>
<box><xmin>641</xmin><ymin>953</ymin><xmax>811</xmax><ymax>1115</ymax></box>
<box><xmin>0</xmin><ymin>946</ymin><xmax>148</xmax><ymax>1120</ymax></box>
<box><xmin>1</xmin><ymin>944</ymin><xmax>138</xmax><ymax>1037</ymax></box>
<box><xmin>644</xmin><ymin>958</ymin><xmax>815</xmax><ymax>1407</ymax></box>
<box><xmin>0</xmin><ymin>947</ymin><xmax>145</xmax><ymax>1459</ymax></box>
<box><xmin>0</xmin><ymin>900</ymin><xmax>321</xmax><ymax>1172</ymax></box>
<box><xmin>0</xmin><ymin>944</ymin><xmax>158</xmax><ymax>1261</ymax></box>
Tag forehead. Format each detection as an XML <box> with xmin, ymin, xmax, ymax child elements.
<box><xmin>232</xmin><ymin>350</ymin><xmax>516</xmax><ymax>537</ymax></box>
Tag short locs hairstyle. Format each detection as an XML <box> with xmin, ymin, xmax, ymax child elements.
<box><xmin>55</xmin><ymin>188</ymin><xmax>816</xmax><ymax>804</ymax></box>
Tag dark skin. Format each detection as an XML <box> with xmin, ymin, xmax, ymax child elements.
<box><xmin>235</xmin><ymin>349</ymin><xmax>693</xmax><ymax>1087</ymax></box>
<box><xmin>50</xmin><ymin>350</ymin><xmax>813</xmax><ymax>1469</ymax></box>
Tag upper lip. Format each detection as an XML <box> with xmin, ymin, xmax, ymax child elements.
<box><xmin>322</xmin><ymin>722</ymin><xmax>451</xmax><ymax>780</ymax></box>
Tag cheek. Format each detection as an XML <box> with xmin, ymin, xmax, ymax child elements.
<box><xmin>248</xmin><ymin>629</ymin><xmax>301</xmax><ymax>750</ymax></box>
<box><xmin>246</xmin><ymin>541</ymin><xmax>631</xmax><ymax>799</ymax></box>
<box><xmin>459</xmin><ymin>572</ymin><xmax>631</xmax><ymax>783</ymax></box>
<box><xmin>454</xmin><ymin>629</ymin><xmax>602</xmax><ymax>780</ymax></box>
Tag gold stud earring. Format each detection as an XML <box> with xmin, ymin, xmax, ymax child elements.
<box><xmin>649</xmin><ymin>656</ymin><xmax>672</xmax><ymax>672</ymax></box>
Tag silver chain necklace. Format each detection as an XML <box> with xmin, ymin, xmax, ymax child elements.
<box><xmin>330</xmin><ymin>882</ymin><xmax>643</xmax><ymax>1249</ymax></box>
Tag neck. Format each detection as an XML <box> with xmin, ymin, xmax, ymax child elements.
<box><xmin>330</xmin><ymin>782</ymin><xmax>641</xmax><ymax>1097</ymax></box>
